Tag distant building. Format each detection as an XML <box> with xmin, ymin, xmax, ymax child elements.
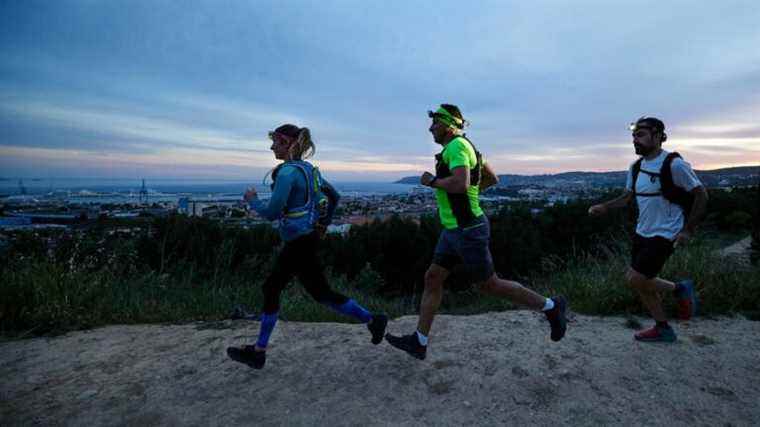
<box><xmin>177</xmin><ymin>197</ymin><xmax>239</xmax><ymax>217</ymax></box>
<box><xmin>0</xmin><ymin>217</ymin><xmax>32</xmax><ymax>227</ymax></box>
<box><xmin>178</xmin><ymin>197</ymin><xmax>190</xmax><ymax>214</ymax></box>
<box><xmin>327</xmin><ymin>223</ymin><xmax>352</xmax><ymax>235</ymax></box>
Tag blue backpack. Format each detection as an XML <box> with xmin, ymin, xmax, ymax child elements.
<box><xmin>271</xmin><ymin>160</ymin><xmax>330</xmax><ymax>241</ymax></box>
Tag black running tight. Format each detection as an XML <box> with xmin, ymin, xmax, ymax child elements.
<box><xmin>261</xmin><ymin>232</ymin><xmax>348</xmax><ymax>314</ymax></box>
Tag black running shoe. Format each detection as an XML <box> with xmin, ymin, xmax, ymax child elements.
<box><xmin>368</xmin><ymin>314</ymin><xmax>388</xmax><ymax>345</ymax></box>
<box><xmin>227</xmin><ymin>345</ymin><xmax>266</xmax><ymax>369</ymax></box>
<box><xmin>545</xmin><ymin>296</ymin><xmax>568</xmax><ymax>342</ymax></box>
<box><xmin>385</xmin><ymin>332</ymin><xmax>427</xmax><ymax>360</ymax></box>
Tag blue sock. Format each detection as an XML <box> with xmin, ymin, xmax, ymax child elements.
<box><xmin>255</xmin><ymin>312</ymin><xmax>278</xmax><ymax>349</ymax></box>
<box><xmin>328</xmin><ymin>299</ymin><xmax>372</xmax><ymax>323</ymax></box>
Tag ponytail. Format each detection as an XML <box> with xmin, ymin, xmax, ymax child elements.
<box><xmin>289</xmin><ymin>127</ymin><xmax>316</xmax><ymax>160</ymax></box>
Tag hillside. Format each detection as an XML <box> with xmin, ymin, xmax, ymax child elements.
<box><xmin>395</xmin><ymin>165</ymin><xmax>759</xmax><ymax>187</ymax></box>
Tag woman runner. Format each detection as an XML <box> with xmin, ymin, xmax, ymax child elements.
<box><xmin>227</xmin><ymin>124</ymin><xmax>388</xmax><ymax>369</ymax></box>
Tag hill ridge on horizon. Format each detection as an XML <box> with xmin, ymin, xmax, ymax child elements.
<box><xmin>394</xmin><ymin>165</ymin><xmax>759</xmax><ymax>186</ymax></box>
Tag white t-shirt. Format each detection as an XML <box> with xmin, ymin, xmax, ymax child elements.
<box><xmin>625</xmin><ymin>150</ymin><xmax>703</xmax><ymax>240</ymax></box>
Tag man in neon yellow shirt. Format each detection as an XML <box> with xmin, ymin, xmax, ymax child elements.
<box><xmin>386</xmin><ymin>104</ymin><xmax>568</xmax><ymax>360</ymax></box>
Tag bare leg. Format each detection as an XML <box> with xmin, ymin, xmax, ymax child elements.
<box><xmin>627</xmin><ymin>268</ymin><xmax>672</xmax><ymax>322</ymax></box>
<box><xmin>652</xmin><ymin>277</ymin><xmax>676</xmax><ymax>293</ymax></box>
<box><xmin>476</xmin><ymin>273</ymin><xmax>546</xmax><ymax>310</ymax></box>
<box><xmin>416</xmin><ymin>264</ymin><xmax>450</xmax><ymax>335</ymax></box>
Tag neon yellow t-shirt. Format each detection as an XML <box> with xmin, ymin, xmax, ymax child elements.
<box><xmin>434</xmin><ymin>136</ymin><xmax>484</xmax><ymax>229</ymax></box>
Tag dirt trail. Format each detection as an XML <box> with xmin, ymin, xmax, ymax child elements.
<box><xmin>719</xmin><ymin>236</ymin><xmax>753</xmax><ymax>267</ymax></box>
<box><xmin>2</xmin><ymin>312</ymin><xmax>759</xmax><ymax>426</ymax></box>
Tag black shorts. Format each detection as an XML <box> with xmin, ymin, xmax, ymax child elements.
<box><xmin>630</xmin><ymin>233</ymin><xmax>675</xmax><ymax>279</ymax></box>
<box><xmin>432</xmin><ymin>216</ymin><xmax>495</xmax><ymax>284</ymax></box>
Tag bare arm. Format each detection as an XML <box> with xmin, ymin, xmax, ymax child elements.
<box><xmin>479</xmin><ymin>162</ymin><xmax>499</xmax><ymax>191</ymax></box>
<box><xmin>589</xmin><ymin>190</ymin><xmax>633</xmax><ymax>216</ymax></box>
<box><xmin>605</xmin><ymin>190</ymin><xmax>634</xmax><ymax>209</ymax></box>
<box><xmin>670</xmin><ymin>158</ymin><xmax>709</xmax><ymax>245</ymax></box>
<box><xmin>320</xmin><ymin>178</ymin><xmax>340</xmax><ymax>224</ymax></box>
<box><xmin>422</xmin><ymin>167</ymin><xmax>469</xmax><ymax>194</ymax></box>
<box><xmin>684</xmin><ymin>186</ymin><xmax>708</xmax><ymax>233</ymax></box>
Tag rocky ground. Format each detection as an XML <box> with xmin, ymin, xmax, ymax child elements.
<box><xmin>2</xmin><ymin>312</ymin><xmax>759</xmax><ymax>426</ymax></box>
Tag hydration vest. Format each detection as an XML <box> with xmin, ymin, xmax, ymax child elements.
<box><xmin>631</xmin><ymin>152</ymin><xmax>695</xmax><ymax>219</ymax></box>
<box><xmin>271</xmin><ymin>160</ymin><xmax>330</xmax><ymax>241</ymax></box>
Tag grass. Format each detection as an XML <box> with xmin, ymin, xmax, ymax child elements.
<box><xmin>532</xmin><ymin>237</ymin><xmax>760</xmax><ymax>316</ymax></box>
<box><xmin>0</xmin><ymin>262</ymin><xmax>408</xmax><ymax>338</ymax></box>
<box><xmin>435</xmin><ymin>237</ymin><xmax>760</xmax><ymax>318</ymax></box>
<box><xmin>2</xmin><ymin>238</ymin><xmax>758</xmax><ymax>339</ymax></box>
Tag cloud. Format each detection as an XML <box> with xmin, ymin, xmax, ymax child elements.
<box><xmin>0</xmin><ymin>145</ymin><xmax>271</xmax><ymax>179</ymax></box>
<box><xmin>2</xmin><ymin>100</ymin><xmax>263</xmax><ymax>151</ymax></box>
<box><xmin>2</xmin><ymin>1</ymin><xmax>759</xmax><ymax>179</ymax></box>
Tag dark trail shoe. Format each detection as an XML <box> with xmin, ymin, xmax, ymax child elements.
<box><xmin>368</xmin><ymin>314</ymin><xmax>388</xmax><ymax>345</ymax></box>
<box><xmin>545</xmin><ymin>296</ymin><xmax>568</xmax><ymax>342</ymax></box>
<box><xmin>385</xmin><ymin>332</ymin><xmax>427</xmax><ymax>360</ymax></box>
<box><xmin>227</xmin><ymin>345</ymin><xmax>266</xmax><ymax>369</ymax></box>
<box><xmin>634</xmin><ymin>324</ymin><xmax>677</xmax><ymax>343</ymax></box>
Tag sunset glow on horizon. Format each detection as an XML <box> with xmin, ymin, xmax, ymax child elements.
<box><xmin>2</xmin><ymin>1</ymin><xmax>758</xmax><ymax>182</ymax></box>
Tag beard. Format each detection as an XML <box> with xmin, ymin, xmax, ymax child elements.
<box><xmin>634</xmin><ymin>144</ymin><xmax>655</xmax><ymax>156</ymax></box>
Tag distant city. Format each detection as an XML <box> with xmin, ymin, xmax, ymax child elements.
<box><xmin>1</xmin><ymin>165</ymin><xmax>756</xmax><ymax>234</ymax></box>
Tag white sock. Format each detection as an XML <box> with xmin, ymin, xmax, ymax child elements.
<box><xmin>415</xmin><ymin>330</ymin><xmax>428</xmax><ymax>346</ymax></box>
<box><xmin>542</xmin><ymin>298</ymin><xmax>555</xmax><ymax>312</ymax></box>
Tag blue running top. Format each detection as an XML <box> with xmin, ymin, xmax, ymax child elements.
<box><xmin>249</xmin><ymin>161</ymin><xmax>339</xmax><ymax>241</ymax></box>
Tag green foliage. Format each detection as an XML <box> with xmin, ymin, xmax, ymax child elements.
<box><xmin>704</xmin><ymin>187</ymin><xmax>758</xmax><ymax>231</ymax></box>
<box><xmin>541</xmin><ymin>239</ymin><xmax>760</xmax><ymax>316</ymax></box>
<box><xmin>724</xmin><ymin>211</ymin><xmax>752</xmax><ymax>230</ymax></box>
<box><xmin>0</xmin><ymin>266</ymin><xmax>256</xmax><ymax>335</ymax></box>
<box><xmin>354</xmin><ymin>262</ymin><xmax>385</xmax><ymax>293</ymax></box>
<box><xmin>0</xmin><ymin>260</ymin><xmax>404</xmax><ymax>336</ymax></box>
<box><xmin>321</xmin><ymin>214</ymin><xmax>438</xmax><ymax>295</ymax></box>
<box><xmin>2</xmin><ymin>186</ymin><xmax>759</xmax><ymax>337</ymax></box>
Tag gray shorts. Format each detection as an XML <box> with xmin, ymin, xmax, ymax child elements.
<box><xmin>432</xmin><ymin>215</ymin><xmax>495</xmax><ymax>283</ymax></box>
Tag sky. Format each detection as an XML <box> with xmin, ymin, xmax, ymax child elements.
<box><xmin>1</xmin><ymin>0</ymin><xmax>759</xmax><ymax>182</ymax></box>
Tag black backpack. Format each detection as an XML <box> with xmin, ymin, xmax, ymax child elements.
<box><xmin>631</xmin><ymin>152</ymin><xmax>695</xmax><ymax>219</ymax></box>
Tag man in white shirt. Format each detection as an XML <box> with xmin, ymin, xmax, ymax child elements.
<box><xmin>589</xmin><ymin>117</ymin><xmax>708</xmax><ymax>342</ymax></box>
